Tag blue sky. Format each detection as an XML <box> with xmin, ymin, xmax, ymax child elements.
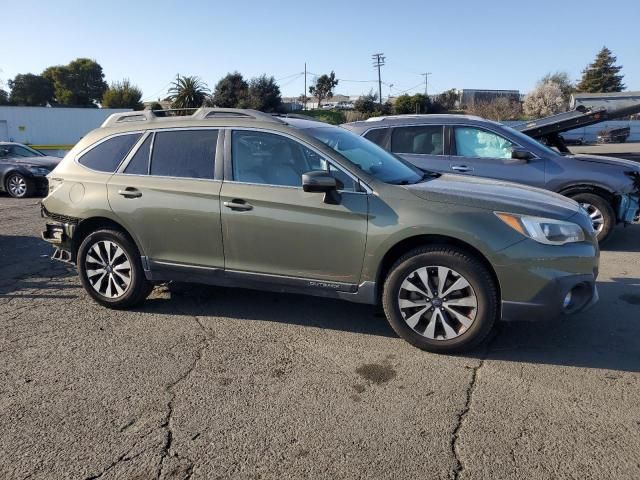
<box><xmin>2</xmin><ymin>0</ymin><xmax>638</xmax><ymax>100</ymax></box>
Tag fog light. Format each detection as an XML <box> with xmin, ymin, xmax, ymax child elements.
<box><xmin>563</xmin><ymin>291</ymin><xmax>573</xmax><ymax>309</ymax></box>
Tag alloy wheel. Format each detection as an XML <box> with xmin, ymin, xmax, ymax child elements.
<box><xmin>580</xmin><ymin>203</ymin><xmax>605</xmax><ymax>234</ymax></box>
<box><xmin>8</xmin><ymin>175</ymin><xmax>27</xmax><ymax>197</ymax></box>
<box><xmin>397</xmin><ymin>266</ymin><xmax>478</xmax><ymax>340</ymax></box>
<box><xmin>85</xmin><ymin>240</ymin><xmax>132</xmax><ymax>299</ymax></box>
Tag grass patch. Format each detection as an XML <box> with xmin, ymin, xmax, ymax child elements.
<box><xmin>295</xmin><ymin>109</ymin><xmax>346</xmax><ymax>125</ymax></box>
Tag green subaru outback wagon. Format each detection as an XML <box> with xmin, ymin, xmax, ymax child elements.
<box><xmin>41</xmin><ymin>109</ymin><xmax>599</xmax><ymax>353</ymax></box>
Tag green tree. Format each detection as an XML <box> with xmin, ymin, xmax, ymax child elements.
<box><xmin>212</xmin><ymin>72</ymin><xmax>248</xmax><ymax>107</ymax></box>
<box><xmin>101</xmin><ymin>79</ymin><xmax>144</xmax><ymax>110</ymax></box>
<box><xmin>432</xmin><ymin>88</ymin><xmax>459</xmax><ymax>112</ymax></box>
<box><xmin>393</xmin><ymin>93</ymin><xmax>430</xmax><ymax>114</ymax></box>
<box><xmin>309</xmin><ymin>71</ymin><xmax>339</xmax><ymax>108</ymax></box>
<box><xmin>7</xmin><ymin>73</ymin><xmax>54</xmax><ymax>106</ymax></box>
<box><xmin>43</xmin><ymin>58</ymin><xmax>108</xmax><ymax>106</ymax></box>
<box><xmin>168</xmin><ymin>75</ymin><xmax>210</xmax><ymax>109</ymax></box>
<box><xmin>241</xmin><ymin>75</ymin><xmax>282</xmax><ymax>112</ymax></box>
<box><xmin>0</xmin><ymin>89</ymin><xmax>8</xmax><ymax>105</ymax></box>
<box><xmin>354</xmin><ymin>91</ymin><xmax>379</xmax><ymax>114</ymax></box>
<box><xmin>146</xmin><ymin>101</ymin><xmax>165</xmax><ymax>117</ymax></box>
<box><xmin>576</xmin><ymin>47</ymin><xmax>625</xmax><ymax>93</ymax></box>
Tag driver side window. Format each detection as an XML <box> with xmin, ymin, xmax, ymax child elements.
<box><xmin>232</xmin><ymin>130</ymin><xmax>356</xmax><ymax>191</ymax></box>
<box><xmin>454</xmin><ymin>127</ymin><xmax>515</xmax><ymax>159</ymax></box>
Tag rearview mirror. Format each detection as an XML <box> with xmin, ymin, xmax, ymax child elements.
<box><xmin>302</xmin><ymin>171</ymin><xmax>338</xmax><ymax>193</ymax></box>
<box><xmin>511</xmin><ymin>148</ymin><xmax>533</xmax><ymax>161</ymax></box>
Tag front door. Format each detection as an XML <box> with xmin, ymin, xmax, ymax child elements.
<box><xmin>107</xmin><ymin>129</ymin><xmax>224</xmax><ymax>268</ymax></box>
<box><xmin>220</xmin><ymin>129</ymin><xmax>368</xmax><ymax>285</ymax></box>
<box><xmin>449</xmin><ymin>125</ymin><xmax>545</xmax><ymax>187</ymax></box>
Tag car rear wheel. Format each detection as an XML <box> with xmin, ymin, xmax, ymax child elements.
<box><xmin>382</xmin><ymin>246</ymin><xmax>498</xmax><ymax>353</ymax></box>
<box><xmin>568</xmin><ymin>192</ymin><xmax>615</xmax><ymax>244</ymax></box>
<box><xmin>6</xmin><ymin>173</ymin><xmax>34</xmax><ymax>198</ymax></box>
<box><xmin>77</xmin><ymin>229</ymin><xmax>153</xmax><ymax>309</ymax></box>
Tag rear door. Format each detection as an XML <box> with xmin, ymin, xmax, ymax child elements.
<box><xmin>107</xmin><ymin>128</ymin><xmax>224</xmax><ymax>268</ymax></box>
<box><xmin>219</xmin><ymin>128</ymin><xmax>368</xmax><ymax>285</ymax></box>
<box><xmin>450</xmin><ymin>125</ymin><xmax>545</xmax><ymax>187</ymax></box>
<box><xmin>388</xmin><ymin>124</ymin><xmax>450</xmax><ymax>172</ymax></box>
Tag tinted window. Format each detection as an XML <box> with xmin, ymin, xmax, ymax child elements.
<box><xmin>79</xmin><ymin>134</ymin><xmax>141</xmax><ymax>172</ymax></box>
<box><xmin>0</xmin><ymin>144</ymin><xmax>44</xmax><ymax>158</ymax></box>
<box><xmin>454</xmin><ymin>127</ymin><xmax>515</xmax><ymax>159</ymax></box>
<box><xmin>124</xmin><ymin>135</ymin><xmax>151</xmax><ymax>175</ymax></box>
<box><xmin>150</xmin><ymin>130</ymin><xmax>217</xmax><ymax>179</ymax></box>
<box><xmin>364</xmin><ymin>128</ymin><xmax>388</xmax><ymax>147</ymax></box>
<box><xmin>232</xmin><ymin>130</ymin><xmax>355</xmax><ymax>190</ymax></box>
<box><xmin>391</xmin><ymin>125</ymin><xmax>444</xmax><ymax>155</ymax></box>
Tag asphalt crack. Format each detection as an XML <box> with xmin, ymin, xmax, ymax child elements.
<box><xmin>450</xmin><ymin>330</ymin><xmax>500</xmax><ymax>480</ymax></box>
<box><xmin>156</xmin><ymin>314</ymin><xmax>211</xmax><ymax>480</ymax></box>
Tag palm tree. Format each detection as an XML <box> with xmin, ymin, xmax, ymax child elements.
<box><xmin>167</xmin><ymin>75</ymin><xmax>210</xmax><ymax>110</ymax></box>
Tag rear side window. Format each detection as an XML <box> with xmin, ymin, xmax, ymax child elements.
<box><xmin>124</xmin><ymin>135</ymin><xmax>151</xmax><ymax>175</ymax></box>
<box><xmin>363</xmin><ymin>128</ymin><xmax>388</xmax><ymax>148</ymax></box>
<box><xmin>78</xmin><ymin>133</ymin><xmax>142</xmax><ymax>172</ymax></box>
<box><xmin>150</xmin><ymin>130</ymin><xmax>217</xmax><ymax>179</ymax></box>
<box><xmin>391</xmin><ymin>125</ymin><xmax>444</xmax><ymax>155</ymax></box>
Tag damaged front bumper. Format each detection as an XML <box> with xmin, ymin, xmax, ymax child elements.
<box><xmin>619</xmin><ymin>193</ymin><xmax>640</xmax><ymax>224</ymax></box>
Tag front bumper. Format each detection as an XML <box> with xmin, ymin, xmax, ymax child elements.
<box><xmin>493</xmin><ymin>238</ymin><xmax>599</xmax><ymax>321</ymax></box>
<box><xmin>618</xmin><ymin>194</ymin><xmax>640</xmax><ymax>224</ymax></box>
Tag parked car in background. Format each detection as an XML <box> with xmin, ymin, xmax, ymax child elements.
<box><xmin>0</xmin><ymin>142</ymin><xmax>61</xmax><ymax>198</ymax></box>
<box><xmin>343</xmin><ymin>115</ymin><xmax>640</xmax><ymax>243</ymax></box>
<box><xmin>597</xmin><ymin>126</ymin><xmax>630</xmax><ymax>144</ymax></box>
<box><xmin>41</xmin><ymin>108</ymin><xmax>599</xmax><ymax>353</ymax></box>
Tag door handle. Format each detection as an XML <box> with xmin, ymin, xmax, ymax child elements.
<box><xmin>451</xmin><ymin>165</ymin><xmax>473</xmax><ymax>173</ymax></box>
<box><xmin>118</xmin><ymin>187</ymin><xmax>142</xmax><ymax>198</ymax></box>
<box><xmin>223</xmin><ymin>199</ymin><xmax>253</xmax><ymax>211</ymax></box>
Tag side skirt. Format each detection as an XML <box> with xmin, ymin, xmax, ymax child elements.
<box><xmin>143</xmin><ymin>258</ymin><xmax>377</xmax><ymax>305</ymax></box>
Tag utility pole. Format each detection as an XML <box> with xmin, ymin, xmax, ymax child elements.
<box><xmin>421</xmin><ymin>72</ymin><xmax>432</xmax><ymax>96</ymax></box>
<box><xmin>304</xmin><ymin>63</ymin><xmax>307</xmax><ymax>111</ymax></box>
<box><xmin>372</xmin><ymin>53</ymin><xmax>385</xmax><ymax>105</ymax></box>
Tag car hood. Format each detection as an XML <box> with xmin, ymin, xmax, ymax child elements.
<box><xmin>406</xmin><ymin>173</ymin><xmax>580</xmax><ymax>219</ymax></box>
<box><xmin>10</xmin><ymin>156</ymin><xmax>61</xmax><ymax>169</ymax></box>
<box><xmin>567</xmin><ymin>153</ymin><xmax>640</xmax><ymax>171</ymax></box>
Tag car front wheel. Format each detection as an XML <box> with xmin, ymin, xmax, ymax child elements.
<box><xmin>6</xmin><ymin>173</ymin><xmax>33</xmax><ymax>198</ymax></box>
<box><xmin>568</xmin><ymin>192</ymin><xmax>615</xmax><ymax>244</ymax></box>
<box><xmin>77</xmin><ymin>229</ymin><xmax>153</xmax><ymax>309</ymax></box>
<box><xmin>382</xmin><ymin>246</ymin><xmax>498</xmax><ymax>353</ymax></box>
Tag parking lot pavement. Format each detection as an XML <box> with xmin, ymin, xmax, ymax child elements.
<box><xmin>0</xmin><ymin>197</ymin><xmax>639</xmax><ymax>480</ymax></box>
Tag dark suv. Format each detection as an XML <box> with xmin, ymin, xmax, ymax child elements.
<box><xmin>343</xmin><ymin>115</ymin><xmax>640</xmax><ymax>243</ymax></box>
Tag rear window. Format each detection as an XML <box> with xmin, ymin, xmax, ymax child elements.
<box><xmin>124</xmin><ymin>135</ymin><xmax>152</xmax><ymax>175</ymax></box>
<box><xmin>150</xmin><ymin>130</ymin><xmax>217</xmax><ymax>179</ymax></box>
<box><xmin>78</xmin><ymin>134</ymin><xmax>142</xmax><ymax>172</ymax></box>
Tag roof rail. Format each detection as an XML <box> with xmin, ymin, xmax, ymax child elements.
<box><xmin>191</xmin><ymin>108</ymin><xmax>283</xmax><ymax>123</ymax></box>
<box><xmin>101</xmin><ymin>107</ymin><xmax>284</xmax><ymax>128</ymax></box>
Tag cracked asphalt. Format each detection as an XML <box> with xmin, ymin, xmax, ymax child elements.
<box><xmin>1</xmin><ymin>196</ymin><xmax>639</xmax><ymax>480</ymax></box>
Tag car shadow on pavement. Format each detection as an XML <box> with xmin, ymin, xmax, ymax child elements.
<box><xmin>0</xmin><ymin>234</ymin><xmax>76</xmax><ymax>299</ymax></box>
<box><xmin>141</xmin><ymin>283</ymin><xmax>397</xmax><ymax>338</ymax></box>
<box><xmin>601</xmin><ymin>224</ymin><xmax>640</xmax><ymax>253</ymax></box>
<box><xmin>484</xmin><ymin>278</ymin><xmax>640</xmax><ymax>373</ymax></box>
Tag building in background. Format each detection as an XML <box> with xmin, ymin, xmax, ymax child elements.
<box><xmin>458</xmin><ymin>89</ymin><xmax>521</xmax><ymax>108</ymax></box>
<box><xmin>0</xmin><ymin>106</ymin><xmax>132</xmax><ymax>157</ymax></box>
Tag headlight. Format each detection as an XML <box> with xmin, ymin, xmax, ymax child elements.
<box><xmin>496</xmin><ymin>212</ymin><xmax>585</xmax><ymax>245</ymax></box>
<box><xmin>28</xmin><ymin>167</ymin><xmax>50</xmax><ymax>176</ymax></box>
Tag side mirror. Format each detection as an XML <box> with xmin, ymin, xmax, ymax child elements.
<box><xmin>511</xmin><ymin>148</ymin><xmax>533</xmax><ymax>161</ymax></box>
<box><xmin>302</xmin><ymin>171</ymin><xmax>338</xmax><ymax>193</ymax></box>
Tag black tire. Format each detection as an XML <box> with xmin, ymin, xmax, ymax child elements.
<box><xmin>5</xmin><ymin>172</ymin><xmax>34</xmax><ymax>198</ymax></box>
<box><xmin>77</xmin><ymin>229</ymin><xmax>153</xmax><ymax>309</ymax></box>
<box><xmin>568</xmin><ymin>192</ymin><xmax>615</xmax><ymax>244</ymax></box>
<box><xmin>382</xmin><ymin>246</ymin><xmax>498</xmax><ymax>353</ymax></box>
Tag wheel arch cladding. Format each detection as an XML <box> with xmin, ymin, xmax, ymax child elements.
<box><xmin>72</xmin><ymin>217</ymin><xmax>142</xmax><ymax>262</ymax></box>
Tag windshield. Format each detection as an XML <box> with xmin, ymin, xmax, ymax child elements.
<box><xmin>0</xmin><ymin>144</ymin><xmax>45</xmax><ymax>159</ymax></box>
<box><xmin>304</xmin><ymin>126</ymin><xmax>423</xmax><ymax>184</ymax></box>
<box><xmin>501</xmin><ymin>125</ymin><xmax>560</xmax><ymax>157</ymax></box>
